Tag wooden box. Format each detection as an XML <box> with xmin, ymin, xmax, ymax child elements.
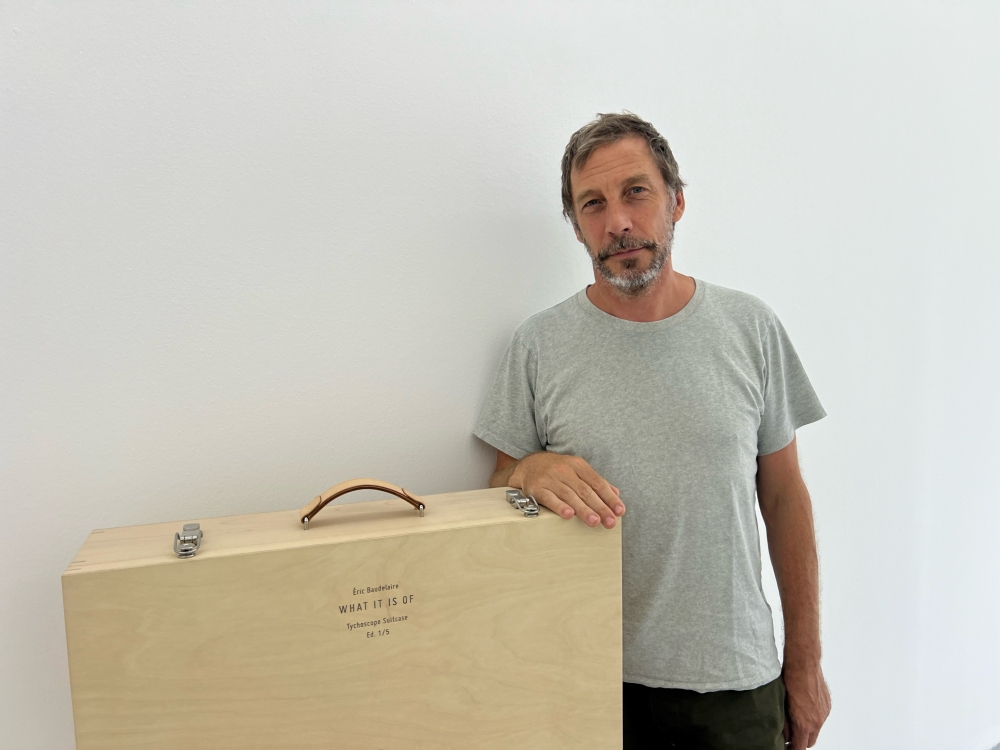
<box><xmin>62</xmin><ymin>481</ymin><xmax>622</xmax><ymax>749</ymax></box>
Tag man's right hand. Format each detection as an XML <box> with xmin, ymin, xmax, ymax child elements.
<box><xmin>491</xmin><ymin>451</ymin><xmax>624</xmax><ymax>528</ymax></box>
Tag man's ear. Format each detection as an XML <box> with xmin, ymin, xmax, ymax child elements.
<box><xmin>672</xmin><ymin>189</ymin><xmax>686</xmax><ymax>223</ymax></box>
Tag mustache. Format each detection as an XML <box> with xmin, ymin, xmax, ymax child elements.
<box><xmin>596</xmin><ymin>235</ymin><xmax>659</xmax><ymax>262</ymax></box>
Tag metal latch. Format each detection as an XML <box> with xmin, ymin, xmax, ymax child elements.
<box><xmin>174</xmin><ymin>523</ymin><xmax>203</xmax><ymax>559</ymax></box>
<box><xmin>506</xmin><ymin>490</ymin><xmax>539</xmax><ymax>518</ymax></box>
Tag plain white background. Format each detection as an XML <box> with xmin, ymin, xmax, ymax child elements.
<box><xmin>2</xmin><ymin>2</ymin><xmax>998</xmax><ymax>748</ymax></box>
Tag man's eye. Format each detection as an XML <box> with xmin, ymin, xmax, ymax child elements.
<box><xmin>583</xmin><ymin>199</ymin><xmax>600</xmax><ymax>208</ymax></box>
<box><xmin>629</xmin><ymin>186</ymin><xmax>645</xmax><ymax>195</ymax></box>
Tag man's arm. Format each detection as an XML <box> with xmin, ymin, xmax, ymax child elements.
<box><xmin>489</xmin><ymin>451</ymin><xmax>519</xmax><ymax>489</ymax></box>
<box><xmin>490</xmin><ymin>450</ymin><xmax>624</xmax><ymax>529</ymax></box>
<box><xmin>756</xmin><ymin>435</ymin><xmax>831</xmax><ymax>750</ymax></box>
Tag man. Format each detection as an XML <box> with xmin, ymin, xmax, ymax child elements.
<box><xmin>474</xmin><ymin>113</ymin><xmax>831</xmax><ymax>750</ymax></box>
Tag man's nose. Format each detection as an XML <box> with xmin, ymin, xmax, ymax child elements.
<box><xmin>604</xmin><ymin>199</ymin><xmax>632</xmax><ymax>236</ymax></box>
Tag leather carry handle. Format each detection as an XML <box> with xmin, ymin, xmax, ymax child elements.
<box><xmin>300</xmin><ymin>478</ymin><xmax>425</xmax><ymax>529</ymax></box>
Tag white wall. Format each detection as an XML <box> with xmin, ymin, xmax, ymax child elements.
<box><xmin>2</xmin><ymin>3</ymin><xmax>998</xmax><ymax>748</ymax></box>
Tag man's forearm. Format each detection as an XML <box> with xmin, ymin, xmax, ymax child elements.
<box><xmin>761</xmin><ymin>481</ymin><xmax>822</xmax><ymax>667</ymax></box>
<box><xmin>757</xmin><ymin>439</ymin><xmax>831</xmax><ymax>748</ymax></box>
<box><xmin>489</xmin><ymin>461</ymin><xmax>517</xmax><ymax>488</ymax></box>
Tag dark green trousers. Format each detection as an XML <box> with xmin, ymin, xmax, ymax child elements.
<box><xmin>623</xmin><ymin>677</ymin><xmax>786</xmax><ymax>750</ymax></box>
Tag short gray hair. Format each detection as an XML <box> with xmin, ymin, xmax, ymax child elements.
<box><xmin>561</xmin><ymin>112</ymin><xmax>685</xmax><ymax>224</ymax></box>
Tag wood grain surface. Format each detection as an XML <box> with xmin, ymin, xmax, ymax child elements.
<box><xmin>62</xmin><ymin>487</ymin><xmax>623</xmax><ymax>749</ymax></box>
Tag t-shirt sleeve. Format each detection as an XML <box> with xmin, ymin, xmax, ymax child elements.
<box><xmin>757</xmin><ymin>311</ymin><xmax>827</xmax><ymax>455</ymax></box>
<box><xmin>473</xmin><ymin>332</ymin><xmax>545</xmax><ymax>460</ymax></box>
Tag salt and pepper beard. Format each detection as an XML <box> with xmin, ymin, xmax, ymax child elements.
<box><xmin>585</xmin><ymin>220</ymin><xmax>675</xmax><ymax>298</ymax></box>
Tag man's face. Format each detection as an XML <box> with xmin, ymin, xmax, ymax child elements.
<box><xmin>570</xmin><ymin>136</ymin><xmax>685</xmax><ymax>295</ymax></box>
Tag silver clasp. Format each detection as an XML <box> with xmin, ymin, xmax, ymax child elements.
<box><xmin>174</xmin><ymin>523</ymin><xmax>203</xmax><ymax>558</ymax></box>
<box><xmin>506</xmin><ymin>490</ymin><xmax>539</xmax><ymax>518</ymax></box>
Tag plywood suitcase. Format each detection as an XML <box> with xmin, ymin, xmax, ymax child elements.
<box><xmin>62</xmin><ymin>479</ymin><xmax>623</xmax><ymax>749</ymax></box>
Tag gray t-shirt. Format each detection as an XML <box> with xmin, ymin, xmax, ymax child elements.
<box><xmin>474</xmin><ymin>279</ymin><xmax>825</xmax><ymax>692</ymax></box>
